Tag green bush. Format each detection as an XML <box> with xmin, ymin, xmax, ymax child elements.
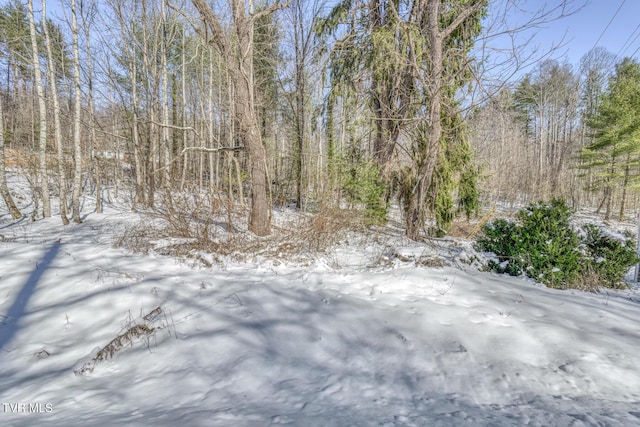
<box><xmin>476</xmin><ymin>218</ymin><xmax>526</xmax><ymax>277</ymax></box>
<box><xmin>342</xmin><ymin>159</ymin><xmax>387</xmax><ymax>224</ymax></box>
<box><xmin>582</xmin><ymin>224</ymin><xmax>639</xmax><ymax>288</ymax></box>
<box><xmin>475</xmin><ymin>200</ymin><xmax>638</xmax><ymax>289</ymax></box>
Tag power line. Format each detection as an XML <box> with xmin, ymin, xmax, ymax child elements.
<box><xmin>628</xmin><ymin>43</ymin><xmax>640</xmax><ymax>59</ymax></box>
<box><xmin>615</xmin><ymin>23</ymin><xmax>640</xmax><ymax>58</ymax></box>
<box><xmin>589</xmin><ymin>0</ymin><xmax>626</xmax><ymax>52</ymax></box>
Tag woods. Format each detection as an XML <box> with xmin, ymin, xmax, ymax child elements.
<box><xmin>0</xmin><ymin>0</ymin><xmax>639</xmax><ymax>238</ymax></box>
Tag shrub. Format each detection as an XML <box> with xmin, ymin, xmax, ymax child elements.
<box><xmin>582</xmin><ymin>224</ymin><xmax>639</xmax><ymax>288</ymax></box>
<box><xmin>342</xmin><ymin>159</ymin><xmax>387</xmax><ymax>224</ymax></box>
<box><xmin>476</xmin><ymin>218</ymin><xmax>526</xmax><ymax>277</ymax></box>
<box><xmin>514</xmin><ymin>200</ymin><xmax>582</xmax><ymax>288</ymax></box>
<box><xmin>475</xmin><ymin>199</ymin><xmax>637</xmax><ymax>290</ymax></box>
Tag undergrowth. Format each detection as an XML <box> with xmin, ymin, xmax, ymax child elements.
<box><xmin>475</xmin><ymin>199</ymin><xmax>638</xmax><ymax>290</ymax></box>
<box><xmin>114</xmin><ymin>192</ymin><xmax>366</xmax><ymax>265</ymax></box>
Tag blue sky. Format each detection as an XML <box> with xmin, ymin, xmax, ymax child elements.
<box><xmin>539</xmin><ymin>0</ymin><xmax>640</xmax><ymax>66</ymax></box>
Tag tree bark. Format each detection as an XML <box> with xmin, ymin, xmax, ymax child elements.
<box><xmin>294</xmin><ymin>7</ymin><xmax>305</xmax><ymax>210</ymax></box>
<box><xmin>42</xmin><ymin>0</ymin><xmax>69</xmax><ymax>224</ymax></box>
<box><xmin>160</xmin><ymin>0</ymin><xmax>172</xmax><ymax>187</ymax></box>
<box><xmin>0</xmin><ymin>95</ymin><xmax>21</xmax><ymax>219</ymax></box>
<box><xmin>619</xmin><ymin>163</ymin><xmax>630</xmax><ymax>220</ymax></box>
<box><xmin>28</xmin><ymin>0</ymin><xmax>51</xmax><ymax>219</ymax></box>
<box><xmin>406</xmin><ymin>0</ymin><xmax>444</xmax><ymax>240</ymax></box>
<box><xmin>191</xmin><ymin>0</ymin><xmax>278</xmax><ymax>236</ymax></box>
<box><xmin>71</xmin><ymin>0</ymin><xmax>83</xmax><ymax>223</ymax></box>
<box><xmin>405</xmin><ymin>0</ymin><xmax>485</xmax><ymax>240</ymax></box>
<box><xmin>82</xmin><ymin>3</ymin><xmax>101</xmax><ymax>214</ymax></box>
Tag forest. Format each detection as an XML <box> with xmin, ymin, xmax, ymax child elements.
<box><xmin>2</xmin><ymin>1</ymin><xmax>640</xmax><ymax>424</ymax></box>
<box><xmin>0</xmin><ymin>0</ymin><xmax>639</xmax><ymax>239</ymax></box>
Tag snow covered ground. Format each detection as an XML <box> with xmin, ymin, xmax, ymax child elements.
<box><xmin>1</xmin><ymin>181</ymin><xmax>640</xmax><ymax>426</ymax></box>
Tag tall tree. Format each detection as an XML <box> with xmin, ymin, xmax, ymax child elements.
<box><xmin>287</xmin><ymin>0</ymin><xmax>321</xmax><ymax>209</ymax></box>
<box><xmin>253</xmin><ymin>4</ymin><xmax>280</xmax><ymax>198</ymax></box>
<box><xmin>320</xmin><ymin>0</ymin><xmax>486</xmax><ymax>238</ymax></box>
<box><xmin>81</xmin><ymin>0</ymin><xmax>101</xmax><ymax>213</ymax></box>
<box><xmin>110</xmin><ymin>0</ymin><xmax>147</xmax><ymax>208</ymax></box>
<box><xmin>577</xmin><ymin>47</ymin><xmax>616</xmax><ymax>207</ymax></box>
<box><xmin>70</xmin><ymin>0</ymin><xmax>83</xmax><ymax>223</ymax></box>
<box><xmin>190</xmin><ymin>0</ymin><xmax>288</xmax><ymax>236</ymax></box>
<box><xmin>579</xmin><ymin>47</ymin><xmax>616</xmax><ymax>120</ymax></box>
<box><xmin>0</xmin><ymin>92</ymin><xmax>21</xmax><ymax>219</ymax></box>
<box><xmin>581</xmin><ymin>58</ymin><xmax>640</xmax><ymax>220</ymax></box>
<box><xmin>42</xmin><ymin>0</ymin><xmax>70</xmax><ymax>224</ymax></box>
<box><xmin>28</xmin><ymin>0</ymin><xmax>51</xmax><ymax>218</ymax></box>
<box><xmin>404</xmin><ymin>0</ymin><xmax>487</xmax><ymax>239</ymax></box>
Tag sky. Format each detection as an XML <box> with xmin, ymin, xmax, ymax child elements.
<box><xmin>535</xmin><ymin>0</ymin><xmax>640</xmax><ymax>66</ymax></box>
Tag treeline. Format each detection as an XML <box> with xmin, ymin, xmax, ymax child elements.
<box><xmin>470</xmin><ymin>48</ymin><xmax>640</xmax><ymax>220</ymax></box>
<box><xmin>0</xmin><ymin>0</ymin><xmax>635</xmax><ymax>241</ymax></box>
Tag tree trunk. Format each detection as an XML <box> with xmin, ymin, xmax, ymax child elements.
<box><xmin>83</xmin><ymin>6</ymin><xmax>101</xmax><ymax>214</ymax></box>
<box><xmin>403</xmin><ymin>0</ymin><xmax>485</xmax><ymax>240</ymax></box>
<box><xmin>71</xmin><ymin>0</ymin><xmax>83</xmax><ymax>223</ymax></box>
<box><xmin>191</xmin><ymin>0</ymin><xmax>273</xmax><ymax>236</ymax></box>
<box><xmin>293</xmin><ymin>0</ymin><xmax>305</xmax><ymax>209</ymax></box>
<box><xmin>28</xmin><ymin>0</ymin><xmax>51</xmax><ymax>219</ymax></box>
<box><xmin>161</xmin><ymin>0</ymin><xmax>172</xmax><ymax>187</ymax></box>
<box><xmin>294</xmin><ymin>43</ymin><xmax>304</xmax><ymax>210</ymax></box>
<box><xmin>406</xmin><ymin>0</ymin><xmax>444</xmax><ymax>240</ymax></box>
<box><xmin>234</xmin><ymin>66</ymin><xmax>270</xmax><ymax>235</ymax></box>
<box><xmin>142</xmin><ymin>0</ymin><xmax>157</xmax><ymax>207</ymax></box>
<box><xmin>619</xmin><ymin>163</ymin><xmax>630</xmax><ymax>220</ymax></box>
<box><xmin>0</xmin><ymin>95</ymin><xmax>21</xmax><ymax>219</ymax></box>
<box><xmin>131</xmin><ymin>51</ymin><xmax>145</xmax><ymax>208</ymax></box>
<box><xmin>42</xmin><ymin>0</ymin><xmax>69</xmax><ymax>224</ymax></box>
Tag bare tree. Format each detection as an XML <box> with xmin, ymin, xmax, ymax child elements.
<box><xmin>80</xmin><ymin>0</ymin><xmax>102</xmax><ymax>213</ymax></box>
<box><xmin>69</xmin><ymin>0</ymin><xmax>83</xmax><ymax>222</ymax></box>
<box><xmin>28</xmin><ymin>0</ymin><xmax>51</xmax><ymax>218</ymax></box>
<box><xmin>110</xmin><ymin>0</ymin><xmax>147</xmax><ymax>208</ymax></box>
<box><xmin>42</xmin><ymin>0</ymin><xmax>70</xmax><ymax>224</ymax></box>
<box><xmin>0</xmin><ymin>93</ymin><xmax>21</xmax><ymax>219</ymax></box>
<box><xmin>189</xmin><ymin>0</ymin><xmax>289</xmax><ymax>236</ymax></box>
<box><xmin>281</xmin><ymin>0</ymin><xmax>324</xmax><ymax>209</ymax></box>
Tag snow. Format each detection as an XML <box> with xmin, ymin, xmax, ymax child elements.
<box><xmin>1</xmin><ymin>186</ymin><xmax>640</xmax><ymax>426</ymax></box>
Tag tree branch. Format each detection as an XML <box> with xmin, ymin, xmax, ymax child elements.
<box><xmin>181</xmin><ymin>146</ymin><xmax>245</xmax><ymax>153</ymax></box>
<box><xmin>250</xmin><ymin>0</ymin><xmax>292</xmax><ymax>25</ymax></box>
<box><xmin>189</xmin><ymin>0</ymin><xmax>228</xmax><ymax>54</ymax></box>
<box><xmin>441</xmin><ymin>1</ymin><xmax>486</xmax><ymax>40</ymax></box>
<box><xmin>167</xmin><ymin>1</ymin><xmax>205</xmax><ymax>42</ymax></box>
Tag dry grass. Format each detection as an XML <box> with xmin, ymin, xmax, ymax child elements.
<box><xmin>447</xmin><ymin>219</ymin><xmax>475</xmax><ymax>239</ymax></box>
<box><xmin>115</xmin><ymin>194</ymin><xmax>367</xmax><ymax>265</ymax></box>
<box><xmin>571</xmin><ymin>266</ymin><xmax>629</xmax><ymax>292</ymax></box>
<box><xmin>224</xmin><ymin>207</ymin><xmax>366</xmax><ymax>263</ymax></box>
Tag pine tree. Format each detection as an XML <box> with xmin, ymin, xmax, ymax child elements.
<box><xmin>580</xmin><ymin>58</ymin><xmax>640</xmax><ymax>220</ymax></box>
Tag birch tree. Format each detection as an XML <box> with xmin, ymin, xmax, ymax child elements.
<box><xmin>42</xmin><ymin>0</ymin><xmax>69</xmax><ymax>224</ymax></box>
<box><xmin>81</xmin><ymin>0</ymin><xmax>101</xmax><ymax>213</ymax></box>
<box><xmin>28</xmin><ymin>0</ymin><xmax>51</xmax><ymax>218</ymax></box>
<box><xmin>71</xmin><ymin>0</ymin><xmax>83</xmax><ymax>223</ymax></box>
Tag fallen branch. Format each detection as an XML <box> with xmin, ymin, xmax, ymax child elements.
<box><xmin>73</xmin><ymin>306</ymin><xmax>166</xmax><ymax>376</ymax></box>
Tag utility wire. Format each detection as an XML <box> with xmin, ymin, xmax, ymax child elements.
<box><xmin>615</xmin><ymin>23</ymin><xmax>640</xmax><ymax>58</ymax></box>
<box><xmin>589</xmin><ymin>0</ymin><xmax>625</xmax><ymax>52</ymax></box>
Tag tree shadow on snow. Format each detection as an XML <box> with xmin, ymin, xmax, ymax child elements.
<box><xmin>0</xmin><ymin>242</ymin><xmax>60</xmax><ymax>353</ymax></box>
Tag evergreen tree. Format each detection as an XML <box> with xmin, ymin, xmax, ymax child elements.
<box><xmin>318</xmin><ymin>0</ymin><xmax>486</xmax><ymax>237</ymax></box>
<box><xmin>580</xmin><ymin>58</ymin><xmax>640</xmax><ymax>219</ymax></box>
